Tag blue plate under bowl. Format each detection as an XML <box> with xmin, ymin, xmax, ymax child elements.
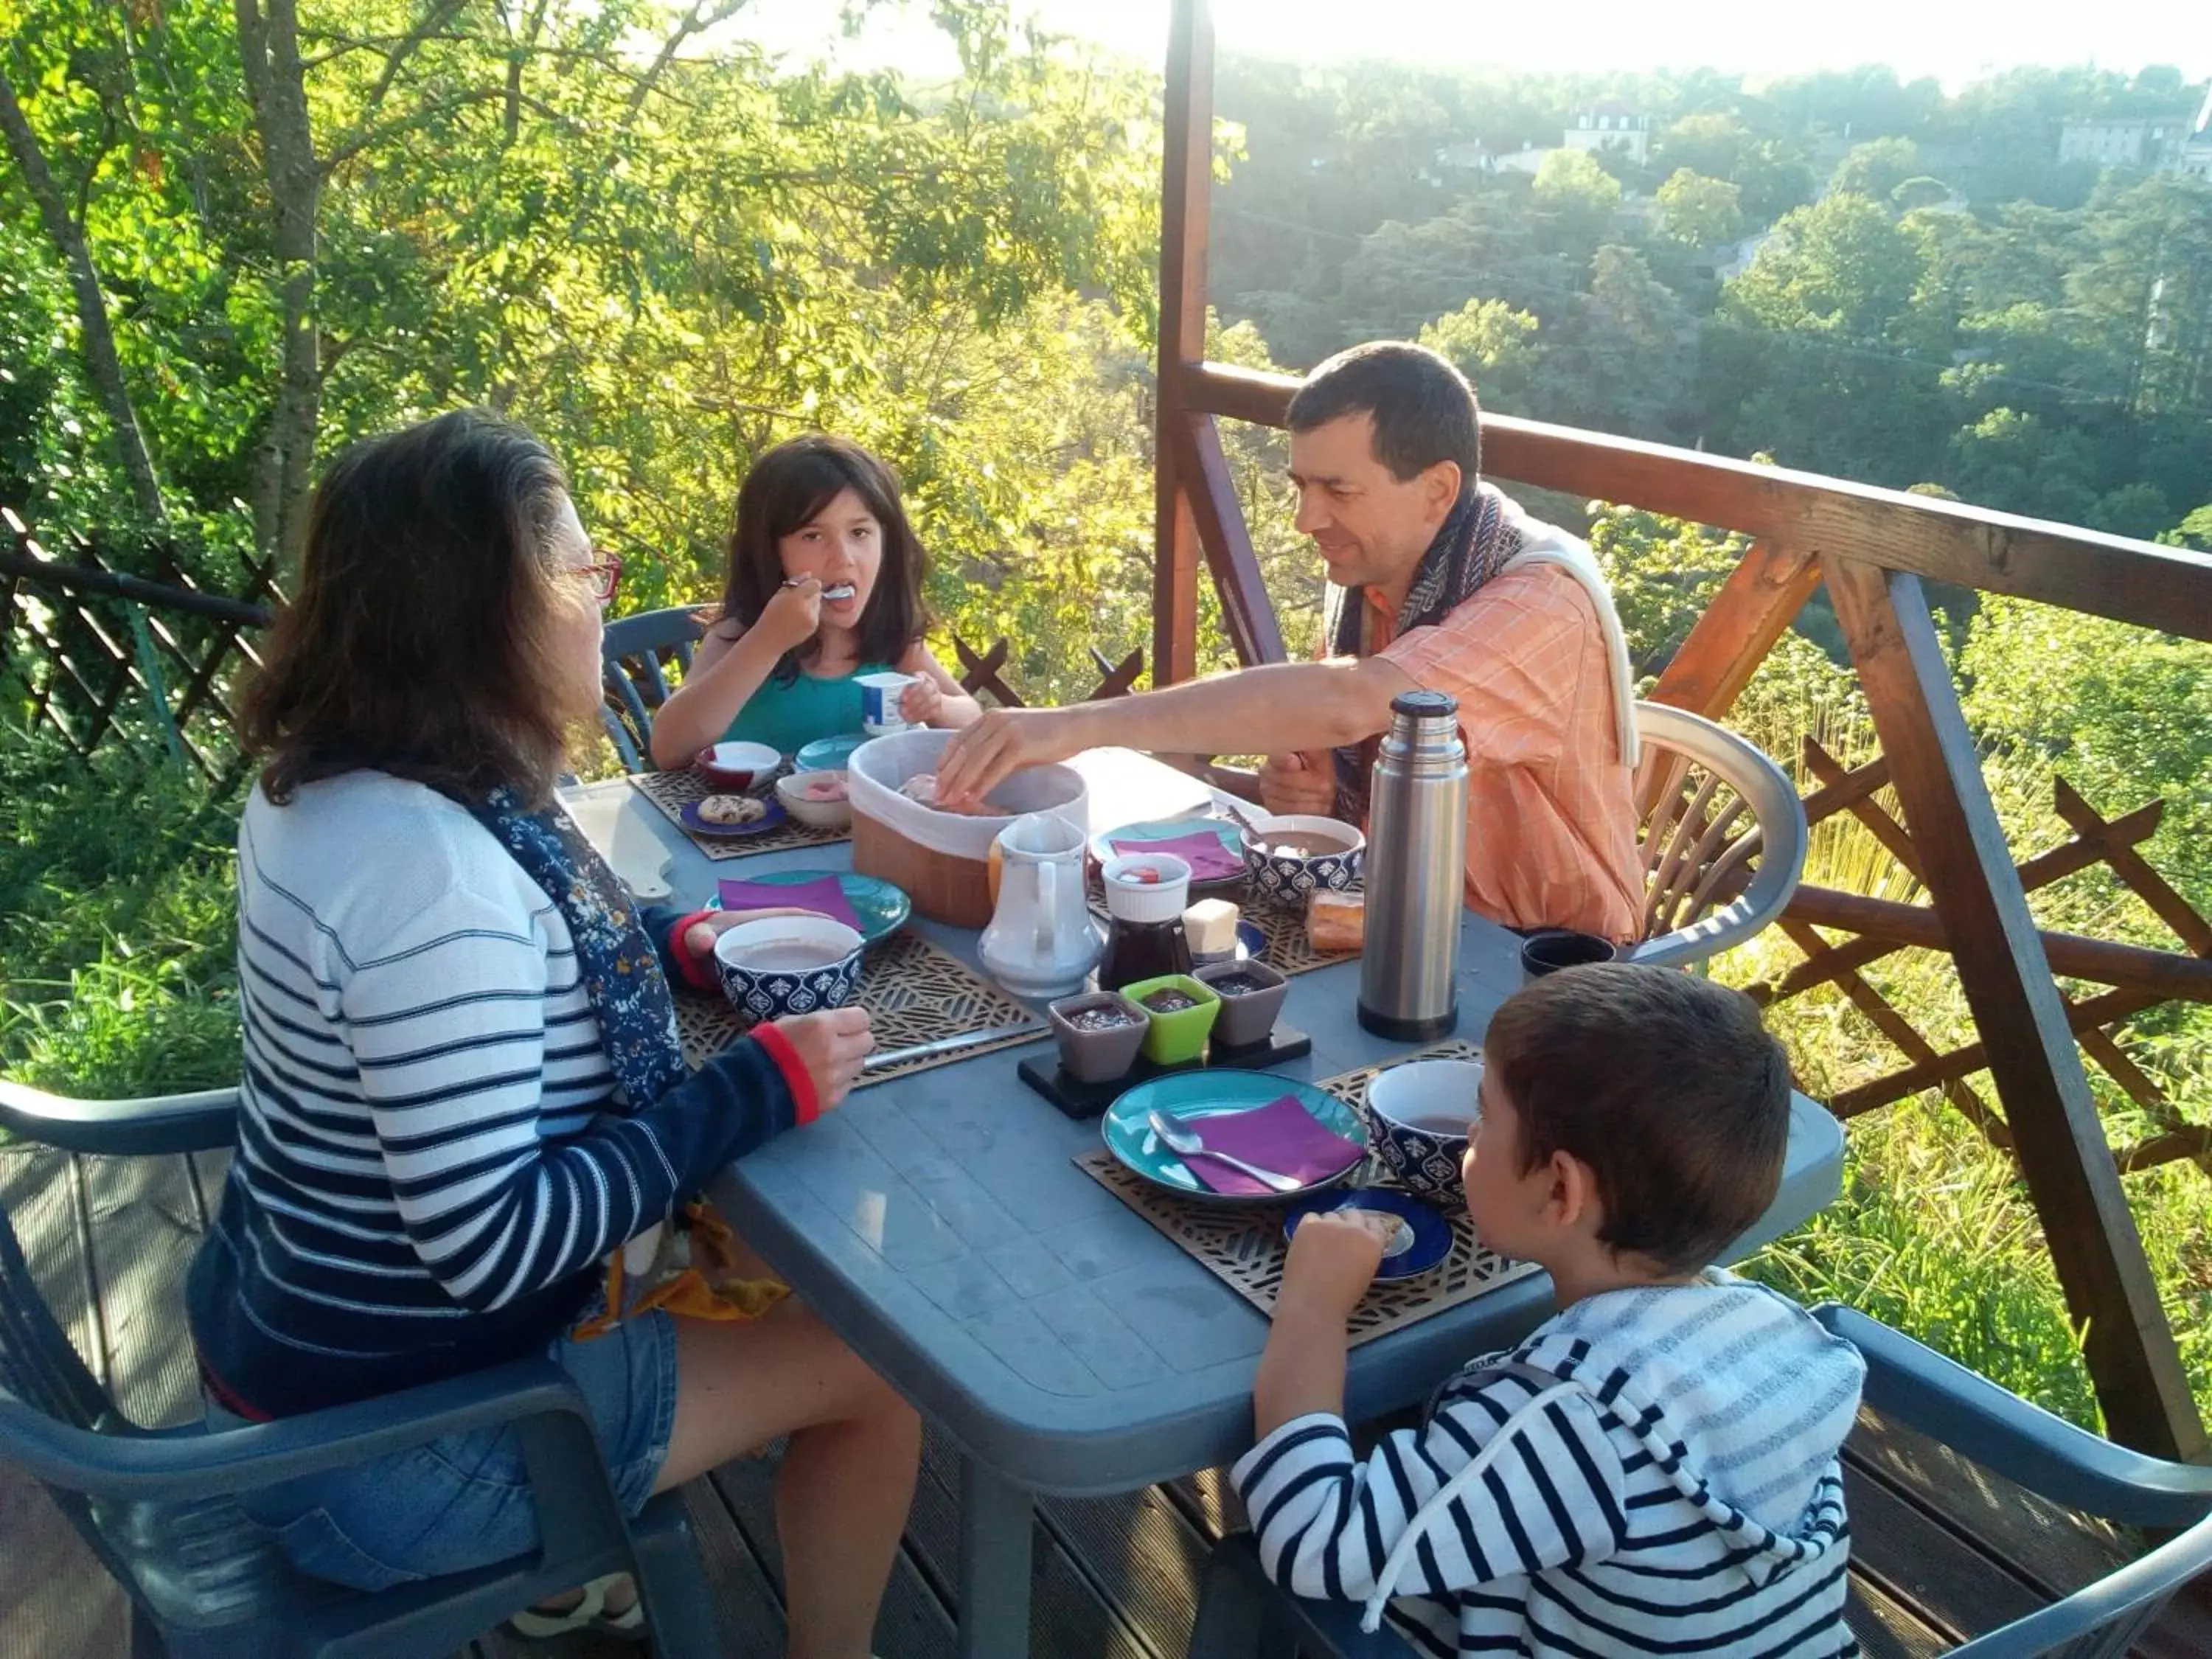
<box><xmin>679</xmin><ymin>797</ymin><xmax>790</xmax><ymax>839</ymax></box>
<box><xmin>1236</xmin><ymin>919</ymin><xmax>1266</xmax><ymax>960</ymax></box>
<box><xmin>707</xmin><ymin>870</ymin><xmax>911</xmax><ymax>947</ymax></box>
<box><xmin>795</xmin><ymin>734</ymin><xmax>867</xmax><ymax>773</ymax></box>
<box><xmin>1284</xmin><ymin>1187</ymin><xmax>1452</xmax><ymax>1281</ymax></box>
<box><xmin>1102</xmin><ymin>1071</ymin><xmax>1366</xmax><ymax>1207</ymax></box>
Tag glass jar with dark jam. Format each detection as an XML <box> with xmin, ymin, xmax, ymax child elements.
<box><xmin>1098</xmin><ymin>852</ymin><xmax>1194</xmax><ymax>992</ymax></box>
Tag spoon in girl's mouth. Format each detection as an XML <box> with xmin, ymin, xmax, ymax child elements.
<box><xmin>780</xmin><ymin>579</ymin><xmax>859</xmax><ymax>600</ymax></box>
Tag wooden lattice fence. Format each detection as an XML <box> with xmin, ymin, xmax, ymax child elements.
<box><xmin>1759</xmin><ymin>740</ymin><xmax>2212</xmax><ymax>1178</ymax></box>
<box><xmin>1</xmin><ymin>506</ymin><xmax>279</xmax><ymax>780</ymax></box>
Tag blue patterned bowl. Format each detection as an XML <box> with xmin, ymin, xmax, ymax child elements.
<box><xmin>1242</xmin><ymin>814</ymin><xmax>1365</xmax><ymax>906</ymax></box>
<box><xmin>712</xmin><ymin>916</ymin><xmax>864</xmax><ymax>1023</ymax></box>
<box><xmin>1362</xmin><ymin>1058</ymin><xmax>1481</xmax><ymax>1209</ymax></box>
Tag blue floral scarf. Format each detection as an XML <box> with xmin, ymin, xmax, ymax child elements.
<box><xmin>453</xmin><ymin>785</ymin><xmax>689</xmax><ymax>1112</ymax></box>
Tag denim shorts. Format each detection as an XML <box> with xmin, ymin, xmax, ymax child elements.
<box><xmin>206</xmin><ymin>1311</ymin><xmax>680</xmax><ymax>1591</ymax></box>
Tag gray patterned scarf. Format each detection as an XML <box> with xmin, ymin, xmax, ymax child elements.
<box><xmin>1325</xmin><ymin>484</ymin><xmax>1523</xmax><ymax>821</ymax></box>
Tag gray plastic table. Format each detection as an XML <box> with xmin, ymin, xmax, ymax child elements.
<box><xmin>566</xmin><ymin>778</ymin><xmax>1848</xmax><ymax>1659</ymax></box>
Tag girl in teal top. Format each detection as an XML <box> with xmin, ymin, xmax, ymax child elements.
<box><xmin>649</xmin><ymin>436</ymin><xmax>981</xmax><ymax>768</ymax></box>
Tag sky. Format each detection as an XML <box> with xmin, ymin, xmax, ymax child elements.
<box><xmin>728</xmin><ymin>1</ymin><xmax>2210</xmax><ymax>89</ymax></box>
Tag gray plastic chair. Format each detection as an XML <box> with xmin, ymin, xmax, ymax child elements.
<box><xmin>0</xmin><ymin>1078</ymin><xmax>720</xmax><ymax>1659</ymax></box>
<box><xmin>602</xmin><ymin>605</ymin><xmax>706</xmax><ymax>772</ymax></box>
<box><xmin>1185</xmin><ymin>1301</ymin><xmax>2212</xmax><ymax>1658</ymax></box>
<box><xmin>1622</xmin><ymin>700</ymin><xmax>1807</xmax><ymax>970</ymax></box>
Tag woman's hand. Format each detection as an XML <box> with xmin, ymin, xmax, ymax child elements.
<box><xmin>681</xmin><ymin>907</ymin><xmax>827</xmax><ymax>970</ymax></box>
<box><xmin>900</xmin><ymin>675</ymin><xmax>944</xmax><ymax>726</ymax></box>
<box><xmin>755</xmin><ymin>576</ymin><xmax>823</xmax><ymax>653</ymax></box>
<box><xmin>768</xmin><ymin>1007</ymin><xmax>874</xmax><ymax>1113</ymax></box>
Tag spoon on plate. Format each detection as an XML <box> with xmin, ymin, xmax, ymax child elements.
<box><xmin>1146</xmin><ymin>1110</ymin><xmax>1302</xmax><ymax>1193</ymax></box>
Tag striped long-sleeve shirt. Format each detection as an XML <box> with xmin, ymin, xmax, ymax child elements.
<box><xmin>1232</xmin><ymin>1275</ymin><xmax>1866</xmax><ymax>1657</ymax></box>
<box><xmin>187</xmin><ymin>771</ymin><xmax>804</xmax><ymax>1417</ymax></box>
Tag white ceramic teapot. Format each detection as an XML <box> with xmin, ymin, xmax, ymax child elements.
<box><xmin>978</xmin><ymin>812</ymin><xmax>1102</xmax><ymax>1000</ymax></box>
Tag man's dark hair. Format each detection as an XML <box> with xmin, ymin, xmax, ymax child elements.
<box><xmin>1484</xmin><ymin>964</ymin><xmax>1793</xmax><ymax>1273</ymax></box>
<box><xmin>1286</xmin><ymin>341</ymin><xmax>1481</xmax><ymax>486</ymax></box>
<box><xmin>241</xmin><ymin>408</ymin><xmax>580</xmax><ymax>807</ymax></box>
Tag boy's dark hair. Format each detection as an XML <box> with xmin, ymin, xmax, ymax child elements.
<box><xmin>1484</xmin><ymin>964</ymin><xmax>1792</xmax><ymax>1273</ymax></box>
<box><xmin>241</xmin><ymin>408</ymin><xmax>578</xmax><ymax>807</ymax></box>
<box><xmin>1286</xmin><ymin>341</ymin><xmax>1481</xmax><ymax>487</ymax></box>
<box><xmin>716</xmin><ymin>434</ymin><xmax>930</xmax><ymax>681</ymax></box>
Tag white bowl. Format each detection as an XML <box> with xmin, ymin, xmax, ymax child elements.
<box><xmin>776</xmin><ymin>768</ymin><xmax>854</xmax><ymax>830</ymax></box>
<box><xmin>695</xmin><ymin>740</ymin><xmax>784</xmax><ymax>794</ymax></box>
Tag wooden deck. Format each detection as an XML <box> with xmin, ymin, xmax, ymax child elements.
<box><xmin>2</xmin><ymin>1142</ymin><xmax>2205</xmax><ymax>1659</ymax></box>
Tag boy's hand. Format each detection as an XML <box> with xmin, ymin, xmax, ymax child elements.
<box><xmin>900</xmin><ymin>675</ymin><xmax>944</xmax><ymax>726</ymax></box>
<box><xmin>1280</xmin><ymin>1209</ymin><xmax>1393</xmax><ymax>1324</ymax></box>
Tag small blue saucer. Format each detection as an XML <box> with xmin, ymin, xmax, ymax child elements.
<box><xmin>1283</xmin><ymin>1187</ymin><xmax>1452</xmax><ymax>1281</ymax></box>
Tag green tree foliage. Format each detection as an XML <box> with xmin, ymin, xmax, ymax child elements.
<box><xmin>1655</xmin><ymin>167</ymin><xmax>1742</xmax><ymax>248</ymax></box>
<box><xmin>1416</xmin><ymin>295</ymin><xmax>1541</xmax><ymax>409</ymax></box>
<box><xmin>1830</xmin><ymin>136</ymin><xmax>1925</xmax><ymax>204</ymax></box>
<box><xmin>1531</xmin><ymin>147</ymin><xmax>1622</xmax><ymax>246</ymax></box>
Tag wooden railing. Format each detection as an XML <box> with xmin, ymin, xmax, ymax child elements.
<box><xmin>1</xmin><ymin>506</ymin><xmax>279</xmax><ymax>779</ymax></box>
<box><xmin>1154</xmin><ymin>0</ymin><xmax>2212</xmax><ymax>1461</ymax></box>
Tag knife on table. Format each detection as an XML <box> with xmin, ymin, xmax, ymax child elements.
<box><xmin>861</xmin><ymin>1023</ymin><xmax>1047</xmax><ymax>1072</ymax></box>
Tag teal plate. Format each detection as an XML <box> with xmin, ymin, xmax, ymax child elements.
<box><xmin>796</xmin><ymin>734</ymin><xmax>866</xmax><ymax>773</ymax></box>
<box><xmin>1102</xmin><ymin>1071</ymin><xmax>1368</xmax><ymax>1207</ymax></box>
<box><xmin>708</xmin><ymin>870</ymin><xmax>911</xmax><ymax>947</ymax></box>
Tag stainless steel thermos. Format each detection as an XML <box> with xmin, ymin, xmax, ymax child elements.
<box><xmin>1358</xmin><ymin>689</ymin><xmax>1469</xmax><ymax>1040</ymax></box>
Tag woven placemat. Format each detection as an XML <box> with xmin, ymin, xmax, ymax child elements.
<box><xmin>674</xmin><ymin>929</ymin><xmax>1043</xmax><ymax>1087</ymax></box>
<box><xmin>1072</xmin><ymin>1039</ymin><xmax>1539</xmax><ymax>1345</ymax></box>
<box><xmin>630</xmin><ymin>769</ymin><xmax>850</xmax><ymax>860</ymax></box>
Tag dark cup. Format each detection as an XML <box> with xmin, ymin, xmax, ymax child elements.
<box><xmin>1519</xmin><ymin>928</ymin><xmax>1622</xmax><ymax>978</ymax></box>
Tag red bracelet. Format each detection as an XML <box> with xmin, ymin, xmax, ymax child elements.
<box><xmin>750</xmin><ymin>1020</ymin><xmax>820</xmax><ymax>1125</ymax></box>
<box><xmin>667</xmin><ymin>910</ymin><xmax>720</xmax><ymax>993</ymax></box>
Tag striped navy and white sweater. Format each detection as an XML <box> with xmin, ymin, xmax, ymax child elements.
<box><xmin>1232</xmin><ymin>1274</ymin><xmax>1866</xmax><ymax>1658</ymax></box>
<box><xmin>187</xmin><ymin>771</ymin><xmax>803</xmax><ymax>1417</ymax></box>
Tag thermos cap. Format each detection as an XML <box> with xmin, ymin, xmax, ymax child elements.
<box><xmin>1390</xmin><ymin>689</ymin><xmax>1459</xmax><ymax>721</ymax></box>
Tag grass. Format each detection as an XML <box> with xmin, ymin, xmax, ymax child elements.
<box><xmin>0</xmin><ymin>723</ymin><xmax>245</xmax><ymax>1098</ymax></box>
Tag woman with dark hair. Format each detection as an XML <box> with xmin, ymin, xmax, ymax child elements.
<box><xmin>648</xmin><ymin>434</ymin><xmax>981</xmax><ymax>767</ymax></box>
<box><xmin>189</xmin><ymin>408</ymin><xmax>920</xmax><ymax>1654</ymax></box>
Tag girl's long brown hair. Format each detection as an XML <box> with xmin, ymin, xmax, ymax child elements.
<box><xmin>716</xmin><ymin>434</ymin><xmax>931</xmax><ymax>679</ymax></box>
<box><xmin>240</xmin><ymin>408</ymin><xmax>580</xmax><ymax>806</ymax></box>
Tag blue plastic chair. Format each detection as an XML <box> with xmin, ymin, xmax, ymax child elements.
<box><xmin>0</xmin><ymin>1079</ymin><xmax>720</xmax><ymax>1658</ymax></box>
<box><xmin>600</xmin><ymin>606</ymin><xmax>706</xmax><ymax>772</ymax></box>
<box><xmin>1185</xmin><ymin>1301</ymin><xmax>2212</xmax><ymax>1658</ymax></box>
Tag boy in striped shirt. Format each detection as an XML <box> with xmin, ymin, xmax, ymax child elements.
<box><xmin>1234</xmin><ymin>965</ymin><xmax>1865</xmax><ymax>1656</ymax></box>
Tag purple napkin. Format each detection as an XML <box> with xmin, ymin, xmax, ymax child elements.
<box><xmin>716</xmin><ymin>875</ymin><xmax>863</xmax><ymax>934</ymax></box>
<box><xmin>1179</xmin><ymin>1095</ymin><xmax>1364</xmax><ymax>1197</ymax></box>
<box><xmin>1111</xmin><ymin>829</ymin><xmax>1242</xmax><ymax>883</ymax></box>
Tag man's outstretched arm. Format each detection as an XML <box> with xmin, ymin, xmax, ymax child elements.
<box><xmin>934</xmin><ymin>655</ymin><xmax>1416</xmax><ymax>805</ymax></box>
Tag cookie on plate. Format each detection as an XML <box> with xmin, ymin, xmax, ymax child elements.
<box><xmin>698</xmin><ymin>793</ymin><xmax>767</xmax><ymax>827</ymax></box>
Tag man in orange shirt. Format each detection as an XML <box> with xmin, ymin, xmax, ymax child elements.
<box><xmin>936</xmin><ymin>341</ymin><xmax>1644</xmax><ymax>941</ymax></box>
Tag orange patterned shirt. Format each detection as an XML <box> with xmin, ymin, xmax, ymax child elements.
<box><xmin>1365</xmin><ymin>563</ymin><xmax>1641</xmax><ymax>941</ymax></box>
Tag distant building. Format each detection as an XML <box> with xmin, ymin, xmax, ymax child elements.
<box><xmin>2056</xmin><ymin>114</ymin><xmax>2194</xmax><ymax>170</ymax></box>
<box><xmin>1563</xmin><ymin>100</ymin><xmax>1652</xmax><ymax>165</ymax></box>
<box><xmin>2177</xmin><ymin>86</ymin><xmax>2212</xmax><ymax>181</ymax></box>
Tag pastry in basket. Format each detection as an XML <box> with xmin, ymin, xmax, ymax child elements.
<box><xmin>698</xmin><ymin>793</ymin><xmax>768</xmax><ymax>827</ymax></box>
<box><xmin>896</xmin><ymin>772</ymin><xmax>998</xmax><ymax>815</ymax></box>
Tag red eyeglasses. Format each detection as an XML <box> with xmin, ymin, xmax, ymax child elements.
<box><xmin>578</xmin><ymin>553</ymin><xmax>623</xmax><ymax>605</ymax></box>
